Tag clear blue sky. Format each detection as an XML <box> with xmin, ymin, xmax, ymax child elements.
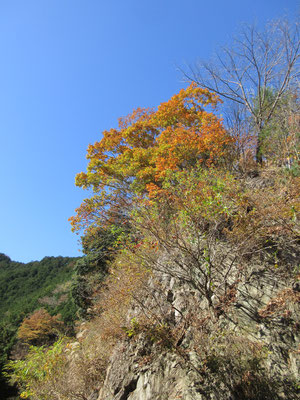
<box><xmin>0</xmin><ymin>0</ymin><xmax>298</xmax><ymax>262</ymax></box>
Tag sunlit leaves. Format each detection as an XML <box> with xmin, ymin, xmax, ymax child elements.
<box><xmin>70</xmin><ymin>84</ymin><xmax>232</xmax><ymax>235</ymax></box>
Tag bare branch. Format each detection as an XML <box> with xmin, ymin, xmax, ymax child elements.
<box><xmin>184</xmin><ymin>18</ymin><xmax>300</xmax><ymax>163</ymax></box>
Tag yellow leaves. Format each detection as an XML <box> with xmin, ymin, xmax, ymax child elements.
<box><xmin>71</xmin><ymin>84</ymin><xmax>231</xmax><ymax>234</ymax></box>
<box><xmin>74</xmin><ymin>172</ymin><xmax>88</xmax><ymax>188</ymax></box>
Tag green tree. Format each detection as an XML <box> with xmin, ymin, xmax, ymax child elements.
<box><xmin>253</xmin><ymin>88</ymin><xmax>300</xmax><ymax>168</ymax></box>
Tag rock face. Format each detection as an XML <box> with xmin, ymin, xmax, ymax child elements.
<box><xmin>98</xmin><ymin>259</ymin><xmax>300</xmax><ymax>400</ymax></box>
<box><xmin>98</xmin><ymin>295</ymin><xmax>206</xmax><ymax>398</ymax></box>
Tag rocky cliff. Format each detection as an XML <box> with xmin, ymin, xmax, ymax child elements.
<box><xmin>97</xmin><ymin>250</ymin><xmax>300</xmax><ymax>400</ymax></box>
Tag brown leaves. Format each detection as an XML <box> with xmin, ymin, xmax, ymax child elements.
<box><xmin>17</xmin><ymin>309</ymin><xmax>64</xmax><ymax>345</ymax></box>
<box><xmin>258</xmin><ymin>287</ymin><xmax>300</xmax><ymax>319</ymax></box>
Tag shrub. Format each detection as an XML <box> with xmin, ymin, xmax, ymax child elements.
<box><xmin>130</xmin><ymin>167</ymin><xmax>245</xmax><ymax>311</ymax></box>
<box><xmin>4</xmin><ymin>339</ymin><xmax>68</xmax><ymax>399</ymax></box>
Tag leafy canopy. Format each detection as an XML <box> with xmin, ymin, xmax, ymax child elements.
<box><xmin>70</xmin><ymin>84</ymin><xmax>231</xmax><ymax>235</ymax></box>
<box><xmin>17</xmin><ymin>309</ymin><xmax>64</xmax><ymax>345</ymax></box>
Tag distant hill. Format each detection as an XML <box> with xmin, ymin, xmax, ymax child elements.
<box><xmin>0</xmin><ymin>253</ymin><xmax>80</xmax><ymax>398</ymax></box>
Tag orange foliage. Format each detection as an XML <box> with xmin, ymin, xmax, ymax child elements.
<box><xmin>17</xmin><ymin>309</ymin><xmax>64</xmax><ymax>344</ymax></box>
<box><xmin>70</xmin><ymin>84</ymin><xmax>232</xmax><ymax>234</ymax></box>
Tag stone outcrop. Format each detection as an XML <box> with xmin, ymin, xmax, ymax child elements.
<box><xmin>97</xmin><ymin>258</ymin><xmax>300</xmax><ymax>400</ymax></box>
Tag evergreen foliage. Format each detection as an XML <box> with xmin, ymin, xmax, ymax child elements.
<box><xmin>0</xmin><ymin>254</ymin><xmax>79</xmax><ymax>396</ymax></box>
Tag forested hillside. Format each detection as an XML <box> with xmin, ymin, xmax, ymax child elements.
<box><xmin>0</xmin><ymin>254</ymin><xmax>79</xmax><ymax>397</ymax></box>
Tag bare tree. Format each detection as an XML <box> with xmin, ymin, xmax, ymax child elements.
<box><xmin>185</xmin><ymin>18</ymin><xmax>300</xmax><ymax>163</ymax></box>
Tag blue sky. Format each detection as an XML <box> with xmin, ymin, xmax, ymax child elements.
<box><xmin>0</xmin><ymin>0</ymin><xmax>298</xmax><ymax>262</ymax></box>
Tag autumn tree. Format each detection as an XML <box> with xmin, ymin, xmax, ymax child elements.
<box><xmin>186</xmin><ymin>18</ymin><xmax>300</xmax><ymax>163</ymax></box>
<box><xmin>17</xmin><ymin>309</ymin><xmax>64</xmax><ymax>345</ymax></box>
<box><xmin>70</xmin><ymin>84</ymin><xmax>231</xmax><ymax>236</ymax></box>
